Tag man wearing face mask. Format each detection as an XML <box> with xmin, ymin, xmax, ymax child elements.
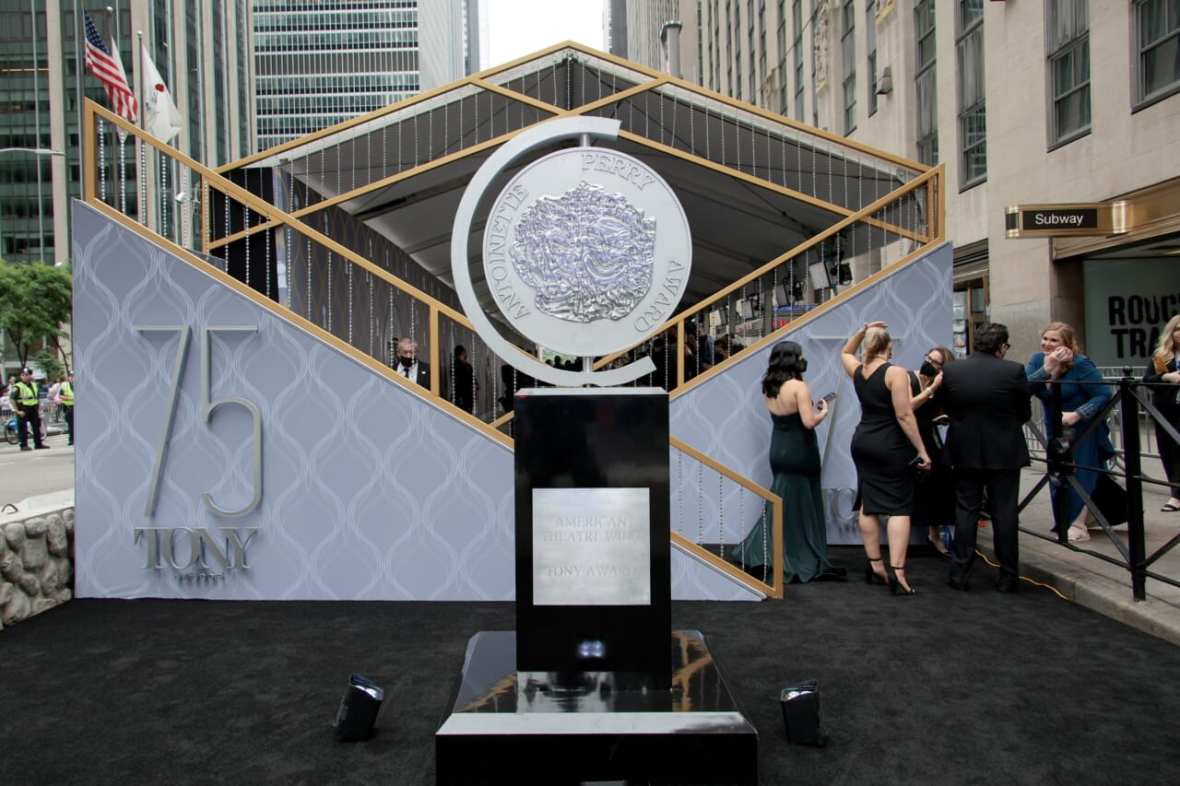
<box><xmin>395</xmin><ymin>338</ymin><xmax>430</xmax><ymax>388</ymax></box>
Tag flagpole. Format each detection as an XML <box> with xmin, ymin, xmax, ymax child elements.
<box><xmin>137</xmin><ymin>29</ymin><xmax>148</xmax><ymax>231</ymax></box>
<box><xmin>136</xmin><ymin>31</ymin><xmax>144</xmax><ymax>131</ymax></box>
<box><xmin>72</xmin><ymin>0</ymin><xmax>84</xmax><ymax>206</ymax></box>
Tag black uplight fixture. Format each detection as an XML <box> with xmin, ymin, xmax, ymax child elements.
<box><xmin>335</xmin><ymin>673</ymin><xmax>385</xmax><ymax>742</ymax></box>
<box><xmin>780</xmin><ymin>679</ymin><xmax>826</xmax><ymax>747</ymax></box>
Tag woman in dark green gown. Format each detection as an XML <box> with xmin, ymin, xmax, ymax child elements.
<box><xmin>730</xmin><ymin>342</ymin><xmax>845</xmax><ymax>583</ymax></box>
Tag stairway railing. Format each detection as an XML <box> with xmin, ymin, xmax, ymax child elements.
<box><xmin>81</xmin><ymin>93</ymin><xmax>942</xmax><ymax>601</ymax></box>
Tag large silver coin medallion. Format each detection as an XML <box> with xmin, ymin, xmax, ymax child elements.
<box><xmin>482</xmin><ymin>147</ymin><xmax>692</xmax><ymax>358</ymax></box>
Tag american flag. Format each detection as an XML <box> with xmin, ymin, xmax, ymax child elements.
<box><xmin>83</xmin><ymin>12</ymin><xmax>137</xmax><ymax>124</ymax></box>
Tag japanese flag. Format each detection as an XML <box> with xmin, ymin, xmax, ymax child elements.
<box><xmin>139</xmin><ymin>43</ymin><xmax>182</xmax><ymax>143</ymax></box>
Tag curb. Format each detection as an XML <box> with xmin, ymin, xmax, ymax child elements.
<box><xmin>978</xmin><ymin>540</ymin><xmax>1180</xmax><ymax>648</ymax></box>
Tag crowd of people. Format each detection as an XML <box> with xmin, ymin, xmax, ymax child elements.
<box><xmin>747</xmin><ymin>317</ymin><xmax>1145</xmax><ymax>595</ymax></box>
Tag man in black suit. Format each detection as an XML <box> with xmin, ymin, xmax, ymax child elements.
<box><xmin>940</xmin><ymin>323</ymin><xmax>1031</xmax><ymax>592</ymax></box>
<box><xmin>394</xmin><ymin>338</ymin><xmax>430</xmax><ymax>388</ymax></box>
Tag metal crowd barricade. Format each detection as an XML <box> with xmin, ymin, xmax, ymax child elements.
<box><xmin>1019</xmin><ymin>369</ymin><xmax>1180</xmax><ymax>601</ymax></box>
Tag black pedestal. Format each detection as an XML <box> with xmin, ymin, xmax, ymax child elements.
<box><xmin>514</xmin><ymin>388</ymin><xmax>671</xmax><ymax>687</ymax></box>
<box><xmin>436</xmin><ymin>388</ymin><xmax>757</xmax><ymax>783</ymax></box>
<box><xmin>435</xmin><ymin>630</ymin><xmax>758</xmax><ymax>785</ymax></box>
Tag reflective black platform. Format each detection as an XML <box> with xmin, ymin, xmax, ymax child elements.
<box><xmin>435</xmin><ymin>630</ymin><xmax>758</xmax><ymax>785</ymax></box>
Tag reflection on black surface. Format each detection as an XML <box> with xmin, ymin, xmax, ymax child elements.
<box><xmin>455</xmin><ymin>630</ymin><xmax>736</xmax><ymax>715</ymax></box>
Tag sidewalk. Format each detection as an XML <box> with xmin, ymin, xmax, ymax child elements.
<box><xmin>0</xmin><ymin>431</ymin><xmax>74</xmax><ymax>510</ymax></box>
<box><xmin>976</xmin><ymin>466</ymin><xmax>1180</xmax><ymax>647</ymax></box>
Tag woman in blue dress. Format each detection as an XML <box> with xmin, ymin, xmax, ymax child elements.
<box><xmin>1026</xmin><ymin>322</ymin><xmax>1113</xmax><ymax>542</ymax></box>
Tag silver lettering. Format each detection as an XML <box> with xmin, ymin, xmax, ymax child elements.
<box><xmin>223</xmin><ymin>528</ymin><xmax>260</xmax><ymax>570</ymax></box>
<box><xmin>199</xmin><ymin>529</ymin><xmax>230</xmax><ymax>571</ymax></box>
<box><xmin>166</xmin><ymin>527</ymin><xmax>201</xmax><ymax>570</ymax></box>
<box><xmin>134</xmin><ymin>528</ymin><xmax>165</xmax><ymax>569</ymax></box>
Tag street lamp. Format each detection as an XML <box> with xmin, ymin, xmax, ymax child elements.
<box><xmin>0</xmin><ymin>147</ymin><xmax>65</xmax><ymax>262</ymax></box>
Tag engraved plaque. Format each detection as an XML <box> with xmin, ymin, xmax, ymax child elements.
<box><xmin>532</xmin><ymin>487</ymin><xmax>651</xmax><ymax>606</ymax></box>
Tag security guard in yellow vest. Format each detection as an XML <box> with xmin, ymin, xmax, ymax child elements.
<box><xmin>9</xmin><ymin>368</ymin><xmax>47</xmax><ymax>451</ymax></box>
<box><xmin>58</xmin><ymin>373</ymin><xmax>74</xmax><ymax>446</ymax></box>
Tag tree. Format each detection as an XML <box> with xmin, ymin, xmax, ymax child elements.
<box><xmin>0</xmin><ymin>259</ymin><xmax>72</xmax><ymax>371</ymax></box>
<box><xmin>35</xmin><ymin>347</ymin><xmax>64</xmax><ymax>383</ymax></box>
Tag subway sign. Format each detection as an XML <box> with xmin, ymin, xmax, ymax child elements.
<box><xmin>1005</xmin><ymin>203</ymin><xmax>1127</xmax><ymax>238</ymax></box>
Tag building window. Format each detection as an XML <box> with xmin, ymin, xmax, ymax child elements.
<box><xmin>777</xmin><ymin>0</ymin><xmax>787</xmax><ymax>112</ymax></box>
<box><xmin>841</xmin><ymin>0</ymin><xmax>856</xmax><ymax>133</ymax></box>
<box><xmin>793</xmin><ymin>0</ymin><xmax>804</xmax><ymax>120</ymax></box>
<box><xmin>748</xmin><ymin>0</ymin><xmax>757</xmax><ymax>103</ymax></box>
<box><xmin>914</xmin><ymin>0</ymin><xmax>938</xmax><ymax>163</ymax></box>
<box><xmin>1135</xmin><ymin>0</ymin><xmax>1180</xmax><ymax>106</ymax></box>
<box><xmin>759</xmin><ymin>0</ymin><xmax>767</xmax><ymax>103</ymax></box>
<box><xmin>698</xmin><ymin>1</ymin><xmax>705</xmax><ymax>86</ymax></box>
<box><xmin>1046</xmin><ymin>0</ymin><xmax>1090</xmax><ymax>146</ymax></box>
<box><xmin>809</xmin><ymin>0</ymin><xmax>818</xmax><ymax>125</ymax></box>
<box><xmin>866</xmin><ymin>0</ymin><xmax>878</xmax><ymax>116</ymax></box>
<box><xmin>957</xmin><ymin>0</ymin><xmax>985</xmax><ymax>187</ymax></box>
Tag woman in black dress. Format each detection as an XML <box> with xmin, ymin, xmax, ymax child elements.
<box><xmin>841</xmin><ymin>322</ymin><xmax>931</xmax><ymax>595</ymax></box>
<box><xmin>911</xmin><ymin>346</ymin><xmax>955</xmax><ymax>556</ymax></box>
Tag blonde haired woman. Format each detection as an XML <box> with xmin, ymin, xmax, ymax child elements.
<box><xmin>842</xmin><ymin>322</ymin><xmax>931</xmax><ymax>595</ymax></box>
<box><xmin>1026</xmin><ymin>322</ymin><xmax>1114</xmax><ymax>541</ymax></box>
<box><xmin>1145</xmin><ymin>314</ymin><xmax>1180</xmax><ymax>511</ymax></box>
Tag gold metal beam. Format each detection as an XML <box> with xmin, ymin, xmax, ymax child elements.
<box><xmin>470</xmin><ymin>167</ymin><xmax>943</xmax><ymax>432</ymax></box>
<box><xmin>84</xmin><ymin>196</ymin><xmax>515</xmax><ymax>450</ymax></box>
<box><xmin>467</xmin><ymin>77</ymin><xmax>927</xmax><ymax>243</ymax></box>
<box><xmin>668</xmin><ymin>437</ymin><xmax>782</xmax><ymax>598</ymax></box>
<box><xmin>592</xmin><ymin>165</ymin><xmax>941</xmax><ymax>370</ymax></box>
<box><xmin>556</xmin><ymin>40</ymin><xmax>929</xmax><ymax>175</ymax></box>
<box><xmin>217</xmin><ymin>41</ymin><xmax>599</xmax><ymax>176</ymax></box>
<box><xmin>86</xmin><ymin>100</ymin><xmax>477</xmax><ymax>328</ymax></box>
<box><xmin>206</xmin><ymin>77</ymin><xmax>671</xmax><ymax>250</ymax></box>
<box><xmin>206</xmin><ymin>129</ymin><xmax>529</xmax><ymax>250</ymax></box>
<box><xmin>670</xmin><ymin>533</ymin><xmax>779</xmax><ymax>599</ymax></box>
<box><xmin>221</xmin><ymin>39</ymin><xmax>927</xmax><ymax>194</ymax></box>
<box><xmin>670</xmin><ymin>236</ymin><xmax>943</xmax><ymax>400</ymax></box>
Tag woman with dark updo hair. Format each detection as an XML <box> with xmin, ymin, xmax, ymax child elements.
<box><xmin>729</xmin><ymin>341</ymin><xmax>845</xmax><ymax>582</ymax></box>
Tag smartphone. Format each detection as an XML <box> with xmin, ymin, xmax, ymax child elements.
<box><xmin>816</xmin><ymin>392</ymin><xmax>837</xmax><ymax>408</ymax></box>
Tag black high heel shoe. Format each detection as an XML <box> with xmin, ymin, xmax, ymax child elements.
<box><xmin>889</xmin><ymin>564</ymin><xmax>917</xmax><ymax>596</ymax></box>
<box><xmin>864</xmin><ymin>557</ymin><xmax>887</xmax><ymax>586</ymax></box>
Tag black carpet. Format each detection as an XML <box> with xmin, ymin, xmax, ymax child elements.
<box><xmin>3</xmin><ymin>552</ymin><xmax>1180</xmax><ymax>786</ymax></box>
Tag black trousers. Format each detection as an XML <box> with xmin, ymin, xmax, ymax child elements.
<box><xmin>950</xmin><ymin>468</ymin><xmax>1021</xmax><ymax>585</ymax></box>
<box><xmin>17</xmin><ymin>407</ymin><xmax>44</xmax><ymax>449</ymax></box>
<box><xmin>1154</xmin><ymin>419</ymin><xmax>1180</xmax><ymax>497</ymax></box>
<box><xmin>63</xmin><ymin>405</ymin><xmax>74</xmax><ymax>445</ymax></box>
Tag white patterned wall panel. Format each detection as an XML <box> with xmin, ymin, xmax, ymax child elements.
<box><xmin>72</xmin><ymin>203</ymin><xmax>517</xmax><ymax>600</ymax></box>
<box><xmin>670</xmin><ymin>244</ymin><xmax>954</xmax><ymax>545</ymax></box>
<box><xmin>671</xmin><ymin>546</ymin><xmax>763</xmax><ymax>601</ymax></box>
<box><xmin>72</xmin><ymin>202</ymin><xmax>949</xmax><ymax>598</ymax></box>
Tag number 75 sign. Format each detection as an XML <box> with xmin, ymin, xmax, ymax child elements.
<box><xmin>136</xmin><ymin>325</ymin><xmax>262</xmax><ymax>518</ymax></box>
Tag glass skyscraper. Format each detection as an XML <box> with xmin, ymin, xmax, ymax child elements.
<box><xmin>253</xmin><ymin>0</ymin><xmax>482</xmax><ymax>150</ymax></box>
<box><xmin>0</xmin><ymin>0</ymin><xmax>253</xmax><ymax>267</ymax></box>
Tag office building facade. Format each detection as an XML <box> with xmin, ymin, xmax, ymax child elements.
<box><xmin>253</xmin><ymin>0</ymin><xmax>482</xmax><ymax>151</ymax></box>
<box><xmin>659</xmin><ymin>0</ymin><xmax>1180</xmax><ymax>365</ymax></box>
<box><xmin>0</xmin><ymin>0</ymin><xmax>254</xmax><ymax>267</ymax></box>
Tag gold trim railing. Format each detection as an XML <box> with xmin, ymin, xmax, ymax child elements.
<box><xmin>211</xmin><ymin>62</ymin><xmax>922</xmax><ymax>252</ymax></box>
<box><xmin>223</xmin><ymin>40</ymin><xmax>928</xmax><ymax>179</ymax></box>
<box><xmin>84</xmin><ymin>98</ymin><xmax>514</xmax><ymax>449</ymax></box>
<box><xmin>489</xmin><ymin>162</ymin><xmax>944</xmax><ymax>430</ymax></box>
<box><xmin>82</xmin><ymin>88</ymin><xmax>943</xmax><ymax>602</ymax></box>
<box><xmin>671</xmin><ymin>437</ymin><xmax>784</xmax><ymax>599</ymax></box>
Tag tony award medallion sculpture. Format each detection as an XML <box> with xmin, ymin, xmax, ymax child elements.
<box><xmin>435</xmin><ymin>117</ymin><xmax>757</xmax><ymax>785</ymax></box>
